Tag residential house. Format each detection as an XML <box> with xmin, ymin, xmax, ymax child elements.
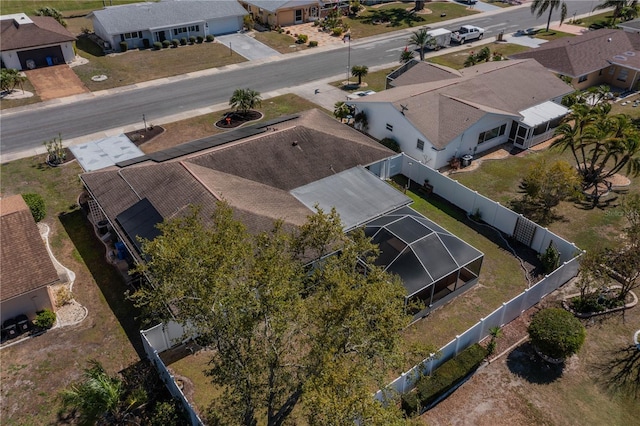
<box><xmin>0</xmin><ymin>195</ymin><xmax>59</xmax><ymax>324</ymax></box>
<box><xmin>0</xmin><ymin>13</ymin><xmax>76</xmax><ymax>70</ymax></box>
<box><xmin>348</xmin><ymin>59</ymin><xmax>574</xmax><ymax>168</ymax></box>
<box><xmin>510</xmin><ymin>28</ymin><xmax>640</xmax><ymax>91</ymax></box>
<box><xmin>80</xmin><ymin>109</ymin><xmax>483</xmax><ymax>314</ymax></box>
<box><xmin>88</xmin><ymin>1</ymin><xmax>248</xmax><ymax>52</ymax></box>
<box><xmin>618</xmin><ymin>18</ymin><xmax>640</xmax><ymax>34</ymax></box>
<box><xmin>240</xmin><ymin>0</ymin><xmax>349</xmax><ymax>27</ymax></box>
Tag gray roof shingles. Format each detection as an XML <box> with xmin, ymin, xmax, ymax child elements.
<box><xmin>89</xmin><ymin>1</ymin><xmax>248</xmax><ymax>34</ymax></box>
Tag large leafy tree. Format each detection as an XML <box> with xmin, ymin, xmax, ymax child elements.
<box><xmin>34</xmin><ymin>6</ymin><xmax>67</xmax><ymax>27</ymax></box>
<box><xmin>553</xmin><ymin>92</ymin><xmax>640</xmax><ymax>203</ymax></box>
<box><xmin>229</xmin><ymin>88</ymin><xmax>262</xmax><ymax>116</ymax></box>
<box><xmin>530</xmin><ymin>0</ymin><xmax>567</xmax><ymax>32</ymax></box>
<box><xmin>351</xmin><ymin>65</ymin><xmax>369</xmax><ymax>86</ymax></box>
<box><xmin>408</xmin><ymin>28</ymin><xmax>433</xmax><ymax>61</ymax></box>
<box><xmin>528</xmin><ymin>308</ymin><xmax>586</xmax><ymax>360</ymax></box>
<box><xmin>133</xmin><ymin>202</ymin><xmax>414</xmax><ymax>425</ymax></box>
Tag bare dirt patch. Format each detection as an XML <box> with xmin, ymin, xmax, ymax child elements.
<box><xmin>25</xmin><ymin>65</ymin><xmax>89</xmax><ymax>101</ymax></box>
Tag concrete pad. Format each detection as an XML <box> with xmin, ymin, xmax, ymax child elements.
<box><xmin>502</xmin><ymin>34</ymin><xmax>548</xmax><ymax>48</ymax></box>
<box><xmin>24</xmin><ymin>65</ymin><xmax>89</xmax><ymax>101</ymax></box>
<box><xmin>215</xmin><ymin>33</ymin><xmax>281</xmax><ymax>60</ymax></box>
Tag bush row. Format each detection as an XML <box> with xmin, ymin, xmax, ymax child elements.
<box><xmin>402</xmin><ymin>343</ymin><xmax>488</xmax><ymax>416</ymax></box>
<box><xmin>144</xmin><ymin>35</ymin><xmax>213</xmax><ymax>50</ymax></box>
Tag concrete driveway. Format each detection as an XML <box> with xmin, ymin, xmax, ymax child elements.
<box><xmin>215</xmin><ymin>33</ymin><xmax>281</xmax><ymax>60</ymax></box>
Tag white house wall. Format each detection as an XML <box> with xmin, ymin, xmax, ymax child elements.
<box><xmin>207</xmin><ymin>16</ymin><xmax>242</xmax><ymax>35</ymax></box>
<box><xmin>92</xmin><ymin>18</ymin><xmax>115</xmax><ymax>50</ymax></box>
<box><xmin>0</xmin><ymin>50</ymin><xmax>21</xmax><ymax>69</ymax></box>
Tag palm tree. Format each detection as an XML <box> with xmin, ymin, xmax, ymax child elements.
<box><xmin>408</xmin><ymin>28</ymin><xmax>433</xmax><ymax>61</ymax></box>
<box><xmin>530</xmin><ymin>0</ymin><xmax>567</xmax><ymax>32</ymax></box>
<box><xmin>593</xmin><ymin>0</ymin><xmax>639</xmax><ymax>24</ymax></box>
<box><xmin>399</xmin><ymin>47</ymin><xmax>416</xmax><ymax>64</ymax></box>
<box><xmin>59</xmin><ymin>360</ymin><xmax>143</xmax><ymax>425</ymax></box>
<box><xmin>333</xmin><ymin>101</ymin><xmax>351</xmax><ymax>122</ymax></box>
<box><xmin>0</xmin><ymin>68</ymin><xmax>25</xmax><ymax>93</ymax></box>
<box><xmin>229</xmin><ymin>88</ymin><xmax>262</xmax><ymax>116</ymax></box>
<box><xmin>351</xmin><ymin>65</ymin><xmax>368</xmax><ymax>86</ymax></box>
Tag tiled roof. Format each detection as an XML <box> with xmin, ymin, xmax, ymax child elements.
<box><xmin>0</xmin><ymin>195</ymin><xmax>60</xmax><ymax>302</ymax></box>
<box><xmin>81</xmin><ymin>109</ymin><xmax>394</xmax><ymax>260</ymax></box>
<box><xmin>88</xmin><ymin>1</ymin><xmax>248</xmax><ymax>35</ymax></box>
<box><xmin>0</xmin><ymin>15</ymin><xmax>75</xmax><ymax>51</ymax></box>
<box><xmin>352</xmin><ymin>59</ymin><xmax>572</xmax><ymax>149</ymax></box>
<box><xmin>509</xmin><ymin>29</ymin><xmax>640</xmax><ymax>77</ymax></box>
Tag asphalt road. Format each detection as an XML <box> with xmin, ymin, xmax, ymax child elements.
<box><xmin>0</xmin><ymin>1</ymin><xmax>597</xmax><ymax>161</ymax></box>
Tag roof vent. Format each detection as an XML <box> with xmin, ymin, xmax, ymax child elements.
<box><xmin>625</xmin><ymin>51</ymin><xmax>636</xmax><ymax>56</ymax></box>
<box><xmin>608</xmin><ymin>37</ymin><xmax>612</xmax><ymax>42</ymax></box>
<box><xmin>614</xmin><ymin>55</ymin><xmax>628</xmax><ymax>61</ymax></box>
<box><xmin>292</xmin><ymin>141</ymin><xmax>298</xmax><ymax>146</ymax></box>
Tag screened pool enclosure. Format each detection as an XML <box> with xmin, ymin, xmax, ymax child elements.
<box><xmin>362</xmin><ymin>206</ymin><xmax>483</xmax><ymax>317</ymax></box>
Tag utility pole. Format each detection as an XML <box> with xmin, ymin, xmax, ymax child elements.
<box><xmin>345</xmin><ymin>33</ymin><xmax>351</xmax><ymax>85</ymax></box>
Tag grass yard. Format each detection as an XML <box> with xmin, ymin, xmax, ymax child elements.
<box><xmin>0</xmin><ymin>78</ymin><xmax>41</xmax><ymax>110</ymax></box>
<box><xmin>73</xmin><ymin>36</ymin><xmax>246</xmax><ymax>91</ymax></box>
<box><xmin>532</xmin><ymin>29</ymin><xmax>575</xmax><ymax>41</ymax></box>
<box><xmin>574</xmin><ymin>11</ymin><xmax>617</xmax><ymax>30</ymax></box>
<box><xmin>330</xmin><ymin>65</ymin><xmax>395</xmax><ymax>92</ymax></box>
<box><xmin>140</xmin><ymin>93</ymin><xmax>325</xmax><ymax>152</ymax></box>
<box><xmin>0</xmin><ymin>0</ymin><xmax>141</xmax><ymax>15</ymax></box>
<box><xmin>346</xmin><ymin>2</ymin><xmax>479</xmax><ymax>39</ymax></box>
<box><xmin>427</xmin><ymin>42</ymin><xmax>532</xmax><ymax>69</ymax></box>
<box><xmin>253</xmin><ymin>30</ymin><xmax>308</xmax><ymax>54</ymax></box>
<box><xmin>0</xmin><ymin>156</ymin><xmax>142</xmax><ymax>425</ymax></box>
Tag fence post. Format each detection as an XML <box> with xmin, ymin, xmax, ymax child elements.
<box><xmin>454</xmin><ymin>335</ymin><xmax>462</xmax><ymax>355</ymax></box>
<box><xmin>499</xmin><ymin>302</ymin><xmax>508</xmax><ymax>326</ymax></box>
<box><xmin>426</xmin><ymin>353</ymin><xmax>436</xmax><ymax>375</ymax></box>
<box><xmin>478</xmin><ymin>317</ymin><xmax>486</xmax><ymax>341</ymax></box>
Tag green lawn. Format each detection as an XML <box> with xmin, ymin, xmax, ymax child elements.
<box><xmin>252</xmin><ymin>30</ymin><xmax>308</xmax><ymax>54</ymax></box>
<box><xmin>346</xmin><ymin>3</ymin><xmax>479</xmax><ymax>39</ymax></box>
<box><xmin>0</xmin><ymin>78</ymin><xmax>41</xmax><ymax>110</ymax></box>
<box><xmin>573</xmin><ymin>11</ymin><xmax>617</xmax><ymax>29</ymax></box>
<box><xmin>427</xmin><ymin>43</ymin><xmax>532</xmax><ymax>69</ymax></box>
<box><xmin>330</xmin><ymin>65</ymin><xmax>395</xmax><ymax>92</ymax></box>
<box><xmin>533</xmin><ymin>29</ymin><xmax>575</xmax><ymax>41</ymax></box>
<box><xmin>0</xmin><ymin>0</ymin><xmax>143</xmax><ymax>15</ymax></box>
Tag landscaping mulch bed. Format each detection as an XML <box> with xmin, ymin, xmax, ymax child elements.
<box><xmin>124</xmin><ymin>126</ymin><xmax>165</xmax><ymax>146</ymax></box>
<box><xmin>214</xmin><ymin>110</ymin><xmax>262</xmax><ymax>129</ymax></box>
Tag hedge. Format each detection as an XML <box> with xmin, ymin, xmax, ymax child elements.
<box><xmin>197</xmin><ymin>35</ymin><xmax>204</xmax><ymax>43</ymax></box>
<box><xmin>171</xmin><ymin>39</ymin><xmax>179</xmax><ymax>48</ymax></box>
<box><xmin>119</xmin><ymin>41</ymin><xmax>128</xmax><ymax>52</ymax></box>
<box><xmin>153</xmin><ymin>41</ymin><xmax>162</xmax><ymax>50</ymax></box>
<box><xmin>162</xmin><ymin>40</ymin><xmax>171</xmax><ymax>48</ymax></box>
<box><xmin>180</xmin><ymin>37</ymin><xmax>188</xmax><ymax>46</ymax></box>
<box><xmin>402</xmin><ymin>343</ymin><xmax>488</xmax><ymax>416</ymax></box>
<box><xmin>206</xmin><ymin>34</ymin><xmax>214</xmax><ymax>42</ymax></box>
<box><xmin>22</xmin><ymin>193</ymin><xmax>46</xmax><ymax>222</ymax></box>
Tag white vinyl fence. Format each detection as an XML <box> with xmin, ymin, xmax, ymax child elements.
<box><xmin>141</xmin><ymin>323</ymin><xmax>204</xmax><ymax>426</ymax></box>
<box><xmin>369</xmin><ymin>154</ymin><xmax>583</xmax><ymax>401</ymax></box>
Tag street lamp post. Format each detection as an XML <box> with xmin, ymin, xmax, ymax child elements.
<box><xmin>345</xmin><ymin>33</ymin><xmax>351</xmax><ymax>85</ymax></box>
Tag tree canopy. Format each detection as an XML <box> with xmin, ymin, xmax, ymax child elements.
<box><xmin>133</xmin><ymin>202</ymin><xmax>414</xmax><ymax>425</ymax></box>
<box><xmin>34</xmin><ymin>6</ymin><xmax>67</xmax><ymax>27</ymax></box>
<box><xmin>229</xmin><ymin>88</ymin><xmax>262</xmax><ymax>116</ymax></box>
<box><xmin>528</xmin><ymin>308</ymin><xmax>586</xmax><ymax>360</ymax></box>
<box><xmin>530</xmin><ymin>0</ymin><xmax>567</xmax><ymax>32</ymax></box>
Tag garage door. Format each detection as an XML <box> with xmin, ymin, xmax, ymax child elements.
<box><xmin>209</xmin><ymin>17</ymin><xmax>240</xmax><ymax>35</ymax></box>
<box><xmin>17</xmin><ymin>46</ymin><xmax>64</xmax><ymax>69</ymax></box>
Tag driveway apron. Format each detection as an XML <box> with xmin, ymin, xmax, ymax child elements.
<box><xmin>215</xmin><ymin>33</ymin><xmax>281</xmax><ymax>60</ymax></box>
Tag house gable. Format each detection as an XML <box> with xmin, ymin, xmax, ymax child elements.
<box><xmin>0</xmin><ymin>14</ymin><xmax>75</xmax><ymax>52</ymax></box>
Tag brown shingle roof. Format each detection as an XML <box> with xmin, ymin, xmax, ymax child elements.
<box><xmin>81</xmin><ymin>109</ymin><xmax>393</xmax><ymax>259</ymax></box>
<box><xmin>509</xmin><ymin>29</ymin><xmax>640</xmax><ymax>77</ymax></box>
<box><xmin>353</xmin><ymin>59</ymin><xmax>572</xmax><ymax>149</ymax></box>
<box><xmin>390</xmin><ymin>62</ymin><xmax>461</xmax><ymax>87</ymax></box>
<box><xmin>0</xmin><ymin>15</ymin><xmax>75</xmax><ymax>51</ymax></box>
<box><xmin>0</xmin><ymin>195</ymin><xmax>60</xmax><ymax>302</ymax></box>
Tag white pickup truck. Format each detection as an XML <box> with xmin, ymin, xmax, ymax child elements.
<box><xmin>451</xmin><ymin>25</ymin><xmax>484</xmax><ymax>44</ymax></box>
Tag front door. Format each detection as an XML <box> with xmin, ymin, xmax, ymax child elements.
<box><xmin>294</xmin><ymin>9</ymin><xmax>303</xmax><ymax>23</ymax></box>
<box><xmin>512</xmin><ymin>123</ymin><xmax>531</xmax><ymax>149</ymax></box>
<box><xmin>155</xmin><ymin>31</ymin><xmax>166</xmax><ymax>42</ymax></box>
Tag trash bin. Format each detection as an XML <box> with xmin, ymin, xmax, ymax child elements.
<box><xmin>462</xmin><ymin>154</ymin><xmax>473</xmax><ymax>167</ymax></box>
<box><xmin>114</xmin><ymin>241</ymin><xmax>126</xmax><ymax>260</ymax></box>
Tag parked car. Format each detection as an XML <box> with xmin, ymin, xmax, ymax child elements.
<box><xmin>451</xmin><ymin>25</ymin><xmax>484</xmax><ymax>44</ymax></box>
<box><xmin>347</xmin><ymin>90</ymin><xmax>376</xmax><ymax>100</ymax></box>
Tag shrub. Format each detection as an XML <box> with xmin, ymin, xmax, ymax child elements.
<box><xmin>189</xmin><ymin>35</ymin><xmax>196</xmax><ymax>44</ymax></box>
<box><xmin>162</xmin><ymin>40</ymin><xmax>171</xmax><ymax>48</ymax></box>
<box><xmin>22</xmin><ymin>193</ymin><xmax>46</xmax><ymax>222</ymax></box>
<box><xmin>55</xmin><ymin>286</ymin><xmax>73</xmax><ymax>307</ymax></box>
<box><xmin>380</xmin><ymin>137</ymin><xmax>400</xmax><ymax>153</ymax></box>
<box><xmin>297</xmin><ymin>34</ymin><xmax>308</xmax><ymax>43</ymax></box>
<box><xmin>528</xmin><ymin>308</ymin><xmax>586</xmax><ymax>360</ymax></box>
<box><xmin>332</xmin><ymin>27</ymin><xmax>344</xmax><ymax>37</ymax></box>
<box><xmin>180</xmin><ymin>37</ymin><xmax>187</xmax><ymax>46</ymax></box>
<box><xmin>119</xmin><ymin>41</ymin><xmax>128</xmax><ymax>52</ymax></box>
<box><xmin>34</xmin><ymin>309</ymin><xmax>56</xmax><ymax>329</ymax></box>
<box><xmin>308</xmin><ymin>40</ymin><xmax>318</xmax><ymax>47</ymax></box>
<box><xmin>206</xmin><ymin>34</ymin><xmax>214</xmax><ymax>42</ymax></box>
<box><xmin>197</xmin><ymin>35</ymin><xmax>204</xmax><ymax>43</ymax></box>
<box><xmin>171</xmin><ymin>39</ymin><xmax>179</xmax><ymax>48</ymax></box>
<box><xmin>153</xmin><ymin>41</ymin><xmax>162</xmax><ymax>50</ymax></box>
<box><xmin>403</xmin><ymin>344</ymin><xmax>487</xmax><ymax>415</ymax></box>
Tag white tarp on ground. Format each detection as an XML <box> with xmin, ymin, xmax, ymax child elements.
<box><xmin>70</xmin><ymin>134</ymin><xmax>144</xmax><ymax>172</ymax></box>
<box><xmin>519</xmin><ymin>101</ymin><xmax>569</xmax><ymax>127</ymax></box>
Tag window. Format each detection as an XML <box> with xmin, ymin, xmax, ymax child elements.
<box><xmin>386</xmin><ymin>123</ymin><xmax>393</xmax><ymax>131</ymax></box>
<box><xmin>578</xmin><ymin>75</ymin><xmax>588</xmax><ymax>83</ymax></box>
<box><xmin>416</xmin><ymin>139</ymin><xmax>425</xmax><ymax>151</ymax></box>
<box><xmin>173</xmin><ymin>27</ymin><xmax>188</xmax><ymax>36</ymax></box>
<box><xmin>188</xmin><ymin>25</ymin><xmax>200</xmax><ymax>32</ymax></box>
<box><xmin>477</xmin><ymin>123</ymin><xmax>507</xmax><ymax>144</ymax></box>
<box><xmin>122</xmin><ymin>31</ymin><xmax>142</xmax><ymax>40</ymax></box>
<box><xmin>609</xmin><ymin>67</ymin><xmax>616</xmax><ymax>76</ymax></box>
<box><xmin>617</xmin><ymin>68</ymin><xmax>629</xmax><ymax>82</ymax></box>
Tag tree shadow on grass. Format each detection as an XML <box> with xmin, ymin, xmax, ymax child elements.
<box><xmin>356</xmin><ymin>9</ymin><xmax>425</xmax><ymax>27</ymax></box>
<box><xmin>594</xmin><ymin>344</ymin><xmax>640</xmax><ymax>399</ymax></box>
<box><xmin>506</xmin><ymin>342</ymin><xmax>565</xmax><ymax>384</ymax></box>
<box><xmin>59</xmin><ymin>208</ymin><xmax>145</xmax><ymax>358</ymax></box>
